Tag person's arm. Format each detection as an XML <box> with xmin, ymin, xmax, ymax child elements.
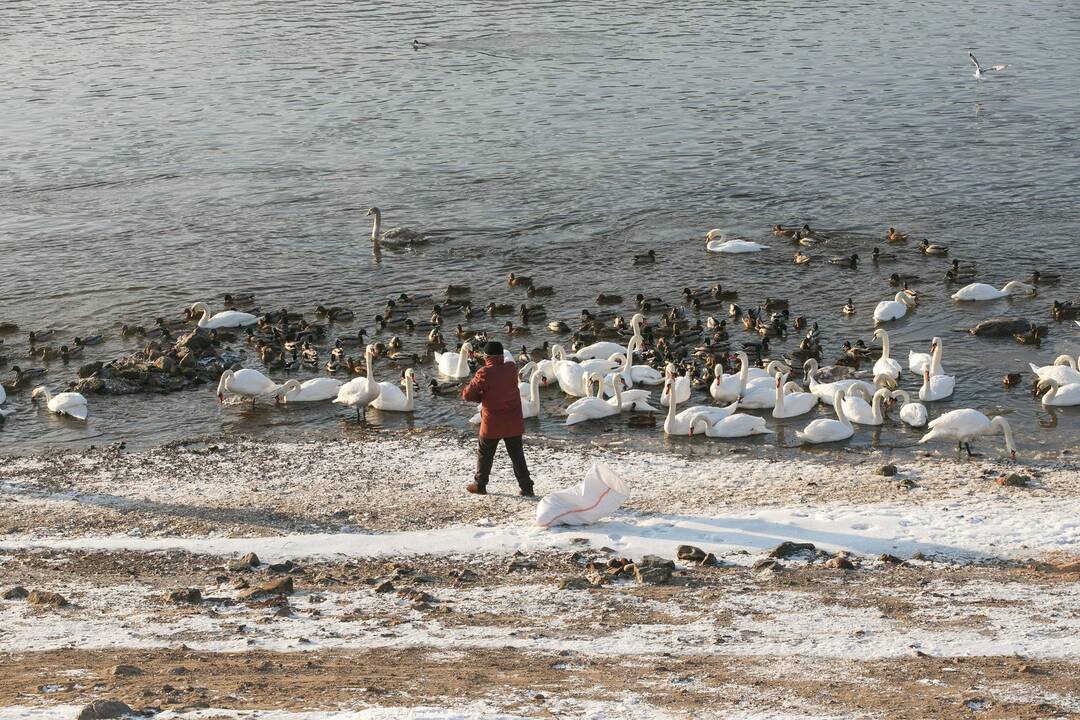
<box><xmin>462</xmin><ymin>368</ymin><xmax>485</xmax><ymax>403</ymax></box>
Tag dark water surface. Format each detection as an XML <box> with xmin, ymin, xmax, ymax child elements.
<box><xmin>1</xmin><ymin>0</ymin><xmax>1078</xmax><ymax>457</ymax></box>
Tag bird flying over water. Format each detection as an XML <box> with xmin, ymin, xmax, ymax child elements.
<box><xmin>969</xmin><ymin>52</ymin><xmax>1008</xmax><ymax>79</ymax></box>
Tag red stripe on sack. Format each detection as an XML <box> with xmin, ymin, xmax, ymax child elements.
<box><xmin>540</xmin><ymin>486</ymin><xmax>613</xmax><ymax>528</ymax></box>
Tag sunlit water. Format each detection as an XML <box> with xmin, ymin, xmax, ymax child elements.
<box><xmin>1</xmin><ymin>0</ymin><xmax>1078</xmax><ymax>458</ymax></box>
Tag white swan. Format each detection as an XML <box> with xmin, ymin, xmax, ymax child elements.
<box><xmin>803</xmin><ymin>359</ymin><xmax>889</xmax><ymax>406</ymax></box>
<box><xmin>566</xmin><ymin>373</ymin><xmax>623</xmax><ymax>425</ymax></box>
<box><xmin>333</xmin><ymin>346</ymin><xmax>381</xmax><ymax>421</ymax></box>
<box><xmin>662</xmin><ymin>379</ymin><xmax>739</xmax><ymax>435</ymax></box>
<box><xmin>190</xmin><ymin>302</ymin><xmax>258</xmax><ymax>330</ymax></box>
<box><xmin>31</xmin><ymin>386</ymin><xmax>88</xmax><ymax>420</ymax></box>
<box><xmin>273</xmin><ymin>377</ymin><xmax>344</xmax><ymax>403</ymax></box>
<box><xmin>891</xmin><ymin>389</ymin><xmax>928</xmax><ymax>428</ymax></box>
<box><xmin>434</xmin><ymin>341</ymin><xmax>474</xmax><ymax>379</ymax></box>
<box><xmin>660</xmin><ymin>364</ymin><xmax>692</xmax><ymax>407</ymax></box>
<box><xmin>624</xmin><ymin>336</ymin><xmax>664</xmax><ymax>385</ymax></box>
<box><xmin>919</xmin><ymin>409</ymin><xmax>1017</xmax><ymax>459</ymax></box>
<box><xmin>1038</xmin><ymin>378</ymin><xmax>1080</xmax><ymax>407</ymax></box>
<box><xmin>371</xmin><ymin>368</ymin><xmax>417</xmax><ymax>412</ymax></box>
<box><xmin>909</xmin><ymin>337</ymin><xmax>947</xmax><ymax>377</ymax></box>
<box><xmin>872</xmin><ymin>328</ymin><xmax>901</xmax><ymax>381</ymax></box>
<box><xmin>951</xmin><ymin>281</ymin><xmax>1036</xmax><ymax>301</ymax></box>
<box><xmin>216</xmin><ymin>368</ymin><xmax>279</xmax><ymax>406</ymax></box>
<box><xmin>367</xmin><ymin>206</ymin><xmax>426</xmax><ymax>244</ymax></box>
<box><xmin>840</xmin><ymin>386</ymin><xmax>891</xmax><ymax>426</ymax></box>
<box><xmin>711</xmin><ymin>351</ymin><xmax>770</xmax><ymax>403</ymax></box>
<box><xmin>706</xmin><ymin>237</ymin><xmax>768</xmax><ymax>254</ymax></box>
<box><xmin>690</xmin><ymin>413</ymin><xmax>774</xmax><ymax>438</ymax></box>
<box><xmin>918</xmin><ymin>368</ymin><xmax>955</xmax><ymax>402</ymax></box>
<box><xmin>771</xmin><ymin>373</ymin><xmax>818</xmax><ymax>418</ymax></box>
<box><xmin>576</xmin><ymin>372</ymin><xmax>657</xmax><ymax>413</ymax></box>
<box><xmin>1029</xmin><ymin>355</ymin><xmax>1080</xmax><ymax>386</ymax></box>
<box><xmin>796</xmin><ymin>390</ymin><xmax>854</xmax><ymax>444</ymax></box>
<box><xmin>0</xmin><ymin>383</ymin><xmax>10</xmax><ymax>416</ymax></box>
<box><xmin>873</xmin><ymin>291</ymin><xmax>917</xmax><ymax>322</ymax></box>
<box><xmin>575</xmin><ymin>340</ymin><xmax>627</xmax><ymax>361</ymax></box>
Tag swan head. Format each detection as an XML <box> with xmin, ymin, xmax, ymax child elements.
<box><xmin>30</xmin><ymin>386</ymin><xmax>48</xmax><ymax>402</ymax></box>
<box><xmin>275</xmin><ymin>379</ymin><xmax>301</xmax><ymax>402</ymax></box>
<box><xmin>215</xmin><ymin>369</ymin><xmax>234</xmax><ymax>402</ymax></box>
<box><xmin>365</xmin><ymin>207</ymin><xmax>380</xmax><ymax>217</ymax></box>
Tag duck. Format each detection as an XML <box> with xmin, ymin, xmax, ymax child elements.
<box><xmin>796</xmin><ymin>391</ymin><xmax>854</xmax><ymax>444</ymax></box>
<box><xmin>596</xmin><ymin>293</ymin><xmax>623</xmax><ymax>305</ymax></box>
<box><xmin>890</xmin><ymin>389</ymin><xmax>928</xmax><ymax>428</ymax></box>
<box><xmin>216</xmin><ymin>368</ymin><xmax>280</xmax><ymax>406</ymax></box>
<box><xmin>504</xmin><ymin>321</ymin><xmax>530</xmax><ymax>337</ymax></box>
<box><xmin>1013</xmin><ymin>325</ymin><xmax>1048</xmax><ymax>345</ymax></box>
<box><xmin>918</xmin><ymin>367</ymin><xmax>955</xmax><ymax>402</ymax></box>
<box><xmin>527</xmin><ymin>285</ymin><xmax>555</xmax><ymax>298</ymax></box>
<box><xmin>796</xmin><ymin>230</ymin><xmax>823</xmax><ymax>247</ymax></box>
<box><xmin>31</xmin><ymin>386</ymin><xmax>88</xmax><ymax>420</ymax></box>
<box><xmin>793</xmin><ymin>251</ymin><xmax>811</xmax><ymax>265</ymax></box>
<box><xmin>370</xmin><ymin>368</ymin><xmax>418</xmax><ymax>412</ymax></box>
<box><xmin>705</xmin><ymin>235</ymin><xmax>768</xmax><ymax>253</ymax></box>
<box><xmin>841</xmin><ymin>299</ymin><xmax>856</xmax><ymax>316</ymax></box>
<box><xmin>773</xmin><ymin>224</ymin><xmax>799</xmax><ymax>238</ymax></box>
<box><xmin>190</xmin><ymin>302</ymin><xmax>258</xmax><ymax>329</ymax></box>
<box><xmin>315</xmin><ymin>305</ymin><xmax>355</xmax><ymax>322</ymax></box>
<box><xmin>412</xmin><ymin>38</ymin><xmax>429</xmax><ymax>49</ymax></box>
<box><xmin>28</xmin><ymin>329</ymin><xmax>54</xmax><ymax>344</ymax></box>
<box><xmin>10</xmin><ymin>365</ymin><xmax>48</xmax><ymax>388</ymax></box>
<box><xmin>771</xmin><ymin>373</ymin><xmax>818</xmax><ymax>418</ymax></box>
<box><xmin>74</xmin><ymin>335</ymin><xmax>104</xmax><ymax>347</ymax></box>
<box><xmin>507</xmin><ymin>272</ymin><xmax>533</xmax><ymax>288</ymax></box>
<box><xmin>919</xmin><ymin>239</ymin><xmax>949</xmax><ymax>255</ymax></box>
<box><xmin>59</xmin><ymin>345</ymin><xmax>83</xmax><ymax>361</ymax></box>
<box><xmin>919</xmin><ymin>409</ymin><xmax>1017</xmax><ymax>459</ymax></box>
<box><xmin>873</xmin><ymin>291</ymin><xmax>917</xmax><ymax>322</ymax></box>
<box><xmin>428</xmin><ymin>378</ymin><xmax>465</xmax><ymax>396</ymax></box>
<box><xmin>333</xmin><ymin>346</ymin><xmax>382</xmax><ymax>421</ymax></box>
<box><xmin>367</xmin><ymin>207</ymin><xmax>427</xmax><ymax>245</ymax></box>
<box><xmin>633</xmin><ymin>249</ymin><xmax>657</xmax><ymax>265</ymax></box>
<box><xmin>434</xmin><ymin>341</ymin><xmax>474</xmax><ymax>379</ymax></box>
<box><xmin>1029</xmin><ymin>355</ymin><xmax>1080</xmax><ymax>385</ymax></box>
<box><xmin>886</xmin><ymin>227</ymin><xmax>908</xmax><ymax>242</ymax></box>
<box><xmin>871</xmin><ymin>328</ymin><xmax>902</xmax><ymax>381</ymax></box>
<box><xmin>829</xmin><ymin>253</ymin><xmax>859</xmax><ymax>268</ymax></box>
<box><xmin>871</xmin><ymin>247</ymin><xmax>895</xmax><ymax>263</ymax></box>
<box><xmin>1028</xmin><ymin>270</ymin><xmax>1060</xmax><ymax>286</ymax></box>
<box><xmin>548</xmin><ymin>320</ymin><xmax>572</xmax><ymax>333</ymax></box>
<box><xmin>485</xmin><ymin>302</ymin><xmax>515</xmax><ymax>316</ymax></box>
<box><xmin>1003</xmin><ymin>373</ymin><xmax>1023</xmax><ymax>388</ymax></box>
<box><xmin>690</xmin><ymin>413</ymin><xmax>774</xmax><ymax>438</ymax></box>
<box><xmin>951</xmin><ymin>281</ymin><xmax>1036</xmax><ymax>301</ymax></box>
<box><xmin>273</xmin><ymin>377</ymin><xmax>344</xmax><ymax>403</ymax></box>
<box><xmin>711</xmin><ymin>285</ymin><xmax>738</xmax><ymax>300</ymax></box>
<box><xmin>840</xmin><ymin>386</ymin><xmax>891</xmax><ymax>426</ymax></box>
<box><xmin>889</xmin><ymin>272</ymin><xmax>919</xmax><ymax>286</ymax></box>
<box><xmin>1037</xmin><ymin>378</ymin><xmax>1080</xmax><ymax>407</ymax></box>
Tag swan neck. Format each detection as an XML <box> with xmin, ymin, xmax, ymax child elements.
<box><xmin>834</xmin><ymin>392</ymin><xmax>850</xmax><ymax>426</ymax></box>
<box><xmin>992</xmin><ymin>417</ymin><xmax>1017</xmax><ymax>453</ymax></box>
<box><xmin>370</xmin><ymin>211</ymin><xmax>381</xmax><ymax>241</ymax></box>
<box><xmin>880</xmin><ymin>332</ymin><xmax>890</xmax><ymax>359</ymax></box>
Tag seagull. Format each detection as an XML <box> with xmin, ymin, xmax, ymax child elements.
<box><xmin>969</xmin><ymin>52</ymin><xmax>1007</xmax><ymax>79</ymax></box>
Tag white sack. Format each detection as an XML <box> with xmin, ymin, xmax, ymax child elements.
<box><xmin>535</xmin><ymin>462</ymin><xmax>629</xmax><ymax>527</ymax></box>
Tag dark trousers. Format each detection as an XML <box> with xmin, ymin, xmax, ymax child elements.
<box><xmin>475</xmin><ymin>435</ymin><xmax>531</xmax><ymax>490</ymax></box>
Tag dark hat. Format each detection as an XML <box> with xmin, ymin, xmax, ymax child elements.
<box><xmin>483</xmin><ymin>340</ymin><xmax>504</xmax><ymax>357</ymax></box>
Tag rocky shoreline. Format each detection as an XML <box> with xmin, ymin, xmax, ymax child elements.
<box><xmin>2</xmin><ymin>434</ymin><xmax>1078</xmax><ymax>719</ymax></box>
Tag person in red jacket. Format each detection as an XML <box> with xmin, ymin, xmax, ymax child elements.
<box><xmin>461</xmin><ymin>341</ymin><xmax>534</xmax><ymax>496</ymax></box>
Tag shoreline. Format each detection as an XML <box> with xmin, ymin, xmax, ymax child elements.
<box><xmin>3</xmin><ymin>432</ymin><xmax>1079</xmax><ymax>718</ymax></box>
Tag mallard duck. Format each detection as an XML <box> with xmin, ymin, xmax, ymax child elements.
<box><xmin>829</xmin><ymin>254</ymin><xmax>859</xmax><ymax>268</ymax></box>
<box><xmin>793</xmin><ymin>250</ymin><xmax>811</xmax><ymax>265</ymax></box>
<box><xmin>773</xmin><ymin>224</ymin><xmax>798</xmax><ymax>238</ymax></box>
<box><xmin>504</xmin><ymin>321</ymin><xmax>530</xmax><ymax>336</ymax></box>
<box><xmin>429</xmin><ymin>378</ymin><xmax>465</xmax><ymax>396</ymax></box>
<box><xmin>59</xmin><ymin>345</ymin><xmax>83</xmax><ymax>361</ymax></box>
<box><xmin>527</xmin><ymin>285</ymin><xmax>555</xmax><ymax>298</ymax></box>
<box><xmin>919</xmin><ymin>239</ymin><xmax>948</xmax><ymax>255</ymax></box>
<box><xmin>886</xmin><ymin>227</ymin><xmax>908</xmax><ymax>242</ymax></box>
<box><xmin>445</xmin><ymin>284</ymin><xmax>470</xmax><ymax>297</ymax></box>
<box><xmin>889</xmin><ymin>272</ymin><xmax>919</xmax><ymax>286</ymax></box>
<box><xmin>1029</xmin><ymin>270</ymin><xmax>1060</xmax><ymax>285</ymax></box>
<box><xmin>73</xmin><ymin>335</ymin><xmax>104</xmax><ymax>347</ymax></box>
<box><xmin>1003</xmin><ymin>373</ymin><xmax>1022</xmax><ymax>387</ymax></box>
<box><xmin>841</xmin><ymin>299</ymin><xmax>856</xmax><ymax>315</ymax></box>
<box><xmin>507</xmin><ymin>272</ymin><xmax>533</xmax><ymax>287</ymax></box>
<box><xmin>764</xmin><ymin>297</ymin><xmax>789</xmax><ymax>312</ymax></box>
<box><xmin>548</xmin><ymin>320</ymin><xmax>571</xmax><ymax>333</ymax></box>
<box><xmin>871</xmin><ymin>247</ymin><xmax>895</xmax><ymax>263</ymax></box>
<box><xmin>596</xmin><ymin>293</ymin><xmax>623</xmax><ymax>305</ymax></box>
<box><xmin>633</xmin><ymin>249</ymin><xmax>656</xmax><ymax>265</ymax></box>
<box><xmin>1014</xmin><ymin>326</ymin><xmax>1048</xmax><ymax>345</ymax></box>
<box><xmin>485</xmin><ymin>302</ymin><xmax>514</xmax><ymax>316</ymax></box>
<box><xmin>627</xmin><ymin>412</ymin><xmax>657</xmax><ymax>428</ymax></box>
<box><xmin>711</xmin><ymin>284</ymin><xmax>738</xmax><ymax>300</ymax></box>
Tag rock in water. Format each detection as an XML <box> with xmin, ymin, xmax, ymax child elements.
<box><xmin>77</xmin><ymin>700</ymin><xmax>133</xmax><ymax>720</ymax></box>
<box><xmin>676</xmin><ymin>545</ymin><xmax>708</xmax><ymax>562</ymax></box>
<box><xmin>27</xmin><ymin>590</ymin><xmax>68</xmax><ymax>607</ymax></box>
<box><xmin>2</xmin><ymin>586</ymin><xmax>29</xmax><ymax>600</ymax></box>
<box><xmin>769</xmin><ymin>541</ymin><xmax>816</xmax><ymax>559</ymax></box>
<box><xmin>634</xmin><ymin>555</ymin><xmax>675</xmax><ymax>585</ymax></box>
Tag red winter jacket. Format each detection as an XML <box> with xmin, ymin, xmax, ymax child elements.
<box><xmin>462</xmin><ymin>355</ymin><xmax>524</xmax><ymax>439</ymax></box>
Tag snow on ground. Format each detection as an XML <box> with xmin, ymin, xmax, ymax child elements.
<box><xmin>3</xmin><ymin>493</ymin><xmax>1076</xmax><ymax>565</ymax></box>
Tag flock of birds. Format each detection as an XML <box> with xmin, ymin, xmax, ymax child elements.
<box><xmin>4</xmin><ymin>207</ymin><xmax>1076</xmax><ymax>462</ymax></box>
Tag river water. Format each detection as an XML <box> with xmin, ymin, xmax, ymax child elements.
<box><xmin>1</xmin><ymin>0</ymin><xmax>1078</xmax><ymax>457</ymax></box>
